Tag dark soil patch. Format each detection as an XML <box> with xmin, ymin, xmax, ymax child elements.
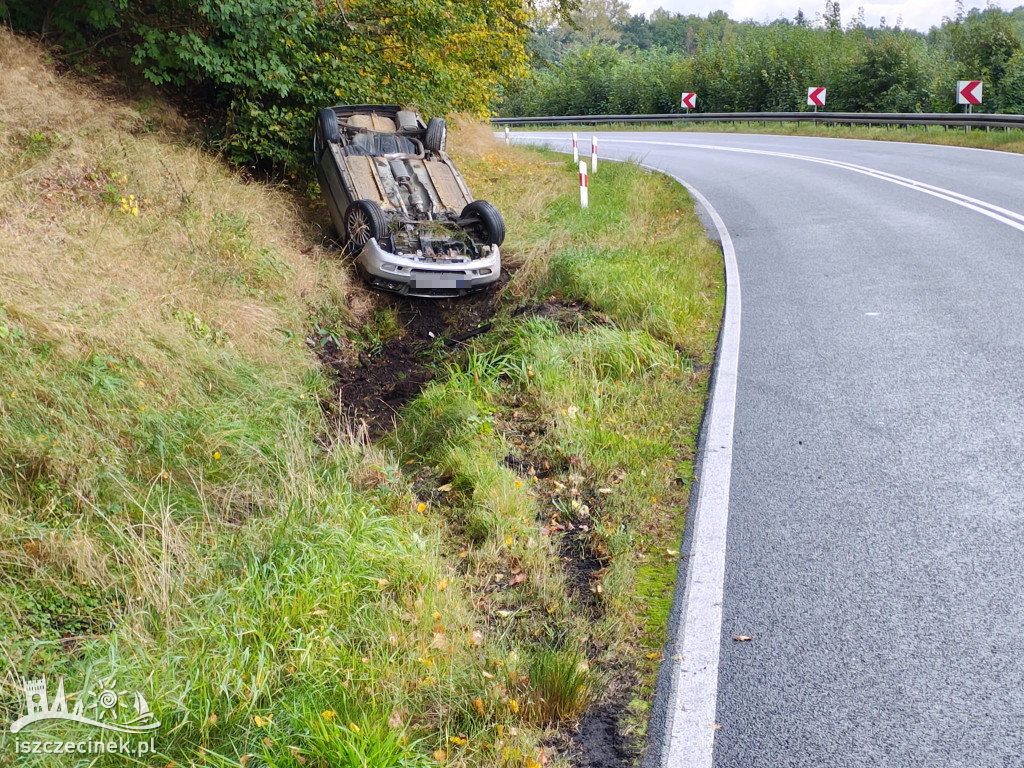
<box><xmin>318</xmin><ymin>281</ymin><xmax>505</xmax><ymax>439</ymax></box>
<box><xmin>570</xmin><ymin>696</ymin><xmax>640</xmax><ymax>768</ymax></box>
<box><xmin>555</xmin><ymin>487</ymin><xmax>610</xmax><ymax>620</ymax></box>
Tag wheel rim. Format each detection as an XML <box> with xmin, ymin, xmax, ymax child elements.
<box><xmin>348</xmin><ymin>209</ymin><xmax>372</xmax><ymax>246</ymax></box>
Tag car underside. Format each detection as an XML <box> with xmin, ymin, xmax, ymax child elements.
<box><xmin>313</xmin><ymin>105</ymin><xmax>505</xmax><ymax>298</ymax></box>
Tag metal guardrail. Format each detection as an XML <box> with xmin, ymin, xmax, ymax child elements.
<box><xmin>491</xmin><ymin>111</ymin><xmax>1024</xmax><ymax>131</ymax></box>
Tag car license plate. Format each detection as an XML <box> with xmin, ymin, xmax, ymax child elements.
<box><xmin>412</xmin><ymin>274</ymin><xmax>465</xmax><ymax>289</ymax></box>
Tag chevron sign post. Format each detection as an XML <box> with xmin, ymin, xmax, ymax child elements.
<box><xmin>681</xmin><ymin>92</ymin><xmax>697</xmax><ymax>112</ymax></box>
<box><xmin>807</xmin><ymin>87</ymin><xmax>826</xmax><ymax>111</ymax></box>
<box><xmin>957</xmin><ymin>80</ymin><xmax>983</xmax><ymax>113</ymax></box>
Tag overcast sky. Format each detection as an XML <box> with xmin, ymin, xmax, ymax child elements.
<box><xmin>624</xmin><ymin>0</ymin><xmax>1008</xmax><ymax>32</ymax></box>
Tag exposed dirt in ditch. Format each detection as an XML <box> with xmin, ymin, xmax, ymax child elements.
<box><xmin>499</xmin><ymin>405</ymin><xmax>641</xmax><ymax>768</ymax></box>
<box><xmin>316</xmin><ymin>278</ymin><xmax>506</xmax><ymax>439</ymax></box>
<box><xmin>317</xmin><ymin>287</ymin><xmax>642</xmax><ymax>767</ymax></box>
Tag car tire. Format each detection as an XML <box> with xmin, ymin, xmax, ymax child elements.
<box><xmin>460</xmin><ymin>200</ymin><xmax>505</xmax><ymax>246</ymax></box>
<box><xmin>314</xmin><ymin>108</ymin><xmax>340</xmax><ymax>164</ymax></box>
<box><xmin>344</xmin><ymin>199</ymin><xmax>388</xmax><ymax>253</ymax></box>
<box><xmin>424</xmin><ymin>117</ymin><xmax>447</xmax><ymax>153</ymax></box>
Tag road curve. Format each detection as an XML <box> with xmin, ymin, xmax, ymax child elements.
<box><xmin>514</xmin><ymin>131</ymin><xmax>1024</xmax><ymax>768</ymax></box>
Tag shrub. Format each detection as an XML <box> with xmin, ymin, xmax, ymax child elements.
<box><xmin>6</xmin><ymin>0</ymin><xmax>575</xmax><ymax>175</ymax></box>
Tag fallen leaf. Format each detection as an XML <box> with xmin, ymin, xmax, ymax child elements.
<box><xmin>732</xmin><ymin>635</ymin><xmax>754</xmax><ymax>642</ymax></box>
<box><xmin>473</xmin><ymin>698</ymin><xmax>485</xmax><ymax>715</ymax></box>
<box><xmin>482</xmin><ymin>670</ymin><xmax>495</xmax><ymax>679</ymax></box>
<box><xmin>433</xmin><ymin>749</ymin><xmax>447</xmax><ymax>763</ymax></box>
<box><xmin>388</xmin><ymin>710</ymin><xmax>405</xmax><ymax>729</ymax></box>
<box><xmin>709</xmin><ymin>723</ymin><xmax>722</xmax><ymax>730</ymax></box>
<box><xmin>645</xmin><ymin>652</ymin><xmax>660</xmax><ymax>660</ymax></box>
<box><xmin>470</xmin><ymin>630</ymin><xmax>484</xmax><ymax>646</ymax></box>
<box><xmin>437</xmin><ymin>483</ymin><xmax>453</xmax><ymax>492</ymax></box>
<box><xmin>207</xmin><ymin>713</ymin><xmax>218</xmax><ymax>725</ymax></box>
<box><xmin>510</xmin><ymin>572</ymin><xmax>527</xmax><ymax>586</ymax></box>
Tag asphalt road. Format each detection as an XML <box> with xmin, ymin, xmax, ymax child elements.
<box><xmin>515</xmin><ymin>131</ymin><xmax>1024</xmax><ymax>768</ymax></box>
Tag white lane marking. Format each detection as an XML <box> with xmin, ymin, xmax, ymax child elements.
<box><xmin>517</xmin><ymin>134</ymin><xmax>1024</xmax><ymax>236</ymax></box>
<box><xmin>656</xmin><ymin>179</ymin><xmax>741</xmax><ymax>768</ymax></box>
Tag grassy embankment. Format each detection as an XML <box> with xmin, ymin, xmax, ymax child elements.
<box><xmin>0</xmin><ymin>28</ymin><xmax>722</xmax><ymax>767</ymax></box>
<box><xmin>512</xmin><ymin>119</ymin><xmax>1024</xmax><ymax>154</ymax></box>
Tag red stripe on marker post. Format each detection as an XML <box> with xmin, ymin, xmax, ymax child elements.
<box><xmin>579</xmin><ymin>160</ymin><xmax>588</xmax><ymax>209</ymax></box>
<box><xmin>591</xmin><ymin>135</ymin><xmax>598</xmax><ymax>175</ymax></box>
<box><xmin>572</xmin><ymin>132</ymin><xmax>579</xmax><ymax>163</ymax></box>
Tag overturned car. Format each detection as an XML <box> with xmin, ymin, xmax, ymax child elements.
<box><xmin>313</xmin><ymin>105</ymin><xmax>505</xmax><ymax>297</ymax></box>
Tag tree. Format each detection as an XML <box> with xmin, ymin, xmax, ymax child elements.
<box><xmin>564</xmin><ymin>0</ymin><xmax>631</xmax><ymax>44</ymax></box>
<box><xmin>824</xmin><ymin>0</ymin><xmax>843</xmax><ymax>32</ymax></box>
<box><xmin>944</xmin><ymin>7</ymin><xmax>1023</xmax><ymax>109</ymax></box>
<box><xmin>6</xmin><ymin>0</ymin><xmax>579</xmax><ymax>174</ymax></box>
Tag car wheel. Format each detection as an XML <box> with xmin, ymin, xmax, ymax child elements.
<box><xmin>315</xmin><ymin>108</ymin><xmax>340</xmax><ymax>164</ymax></box>
<box><xmin>424</xmin><ymin>117</ymin><xmax>447</xmax><ymax>153</ymax></box>
<box><xmin>344</xmin><ymin>200</ymin><xmax>388</xmax><ymax>253</ymax></box>
<box><xmin>460</xmin><ymin>200</ymin><xmax>505</xmax><ymax>247</ymax></box>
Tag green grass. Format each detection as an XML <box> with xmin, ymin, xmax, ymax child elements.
<box><xmin>510</xmin><ymin>119</ymin><xmax>1024</xmax><ymax>154</ymax></box>
<box><xmin>391</xmin><ymin>140</ymin><xmax>723</xmax><ymax>756</ymax></box>
<box><xmin>0</xmin><ymin>32</ymin><xmax>723</xmax><ymax>768</ymax></box>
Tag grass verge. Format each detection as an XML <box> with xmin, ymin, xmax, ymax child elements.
<box><xmin>0</xmin><ymin>27</ymin><xmax>723</xmax><ymax>768</ymax></box>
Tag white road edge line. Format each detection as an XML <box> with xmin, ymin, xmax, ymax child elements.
<box><xmin>637</xmin><ymin>163</ymin><xmax>741</xmax><ymax>768</ymax></box>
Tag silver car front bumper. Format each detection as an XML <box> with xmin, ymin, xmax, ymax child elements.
<box><xmin>355</xmin><ymin>239</ymin><xmax>501</xmax><ymax>297</ymax></box>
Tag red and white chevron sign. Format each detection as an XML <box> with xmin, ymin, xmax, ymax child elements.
<box><xmin>957</xmin><ymin>80</ymin><xmax>983</xmax><ymax>105</ymax></box>
<box><xmin>807</xmin><ymin>87</ymin><xmax>826</xmax><ymax>107</ymax></box>
<box><xmin>681</xmin><ymin>92</ymin><xmax>697</xmax><ymax>110</ymax></box>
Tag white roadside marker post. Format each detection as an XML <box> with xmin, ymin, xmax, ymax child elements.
<box><xmin>579</xmin><ymin>160</ymin><xmax>589</xmax><ymax>209</ymax></box>
<box><xmin>504</xmin><ymin>126</ymin><xmax>510</xmax><ymax>145</ymax></box>
<box><xmin>572</xmin><ymin>132</ymin><xmax>579</xmax><ymax>164</ymax></box>
<box><xmin>591</xmin><ymin>135</ymin><xmax>598</xmax><ymax>175</ymax></box>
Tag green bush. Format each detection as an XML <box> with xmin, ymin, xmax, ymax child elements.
<box><xmin>6</xmin><ymin>0</ymin><xmax>575</xmax><ymax>174</ymax></box>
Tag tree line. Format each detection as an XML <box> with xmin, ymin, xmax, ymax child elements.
<box><xmin>500</xmin><ymin>1</ymin><xmax>1024</xmax><ymax>116</ymax></box>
